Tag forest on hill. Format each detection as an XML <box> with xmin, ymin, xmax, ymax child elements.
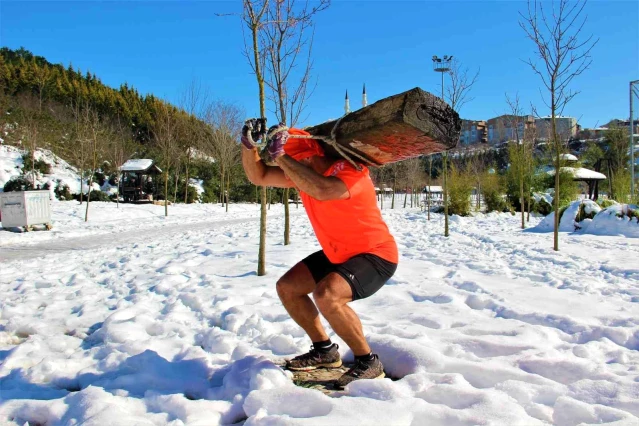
<box><xmin>0</xmin><ymin>46</ymin><xmax>257</xmax><ymax>205</ymax></box>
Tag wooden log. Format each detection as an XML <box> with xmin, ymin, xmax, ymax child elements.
<box><xmin>304</xmin><ymin>87</ymin><xmax>461</xmax><ymax>166</ymax></box>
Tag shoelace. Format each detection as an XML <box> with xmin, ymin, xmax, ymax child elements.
<box><xmin>293</xmin><ymin>345</ymin><xmax>321</xmax><ymax>362</ymax></box>
<box><xmin>345</xmin><ymin>359</ymin><xmax>370</xmax><ymax>378</ymax></box>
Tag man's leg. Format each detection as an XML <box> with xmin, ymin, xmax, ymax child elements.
<box><xmin>313</xmin><ymin>273</ymin><xmax>370</xmax><ymax>356</ymax></box>
<box><xmin>276</xmin><ymin>261</ymin><xmax>329</xmax><ymax>343</ymax></box>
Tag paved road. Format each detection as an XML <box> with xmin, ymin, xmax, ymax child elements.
<box><xmin>0</xmin><ymin>214</ymin><xmax>288</xmax><ymax>262</ymax></box>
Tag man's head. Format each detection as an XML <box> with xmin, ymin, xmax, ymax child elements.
<box><xmin>284</xmin><ymin>128</ymin><xmax>324</xmax><ymax>162</ymax></box>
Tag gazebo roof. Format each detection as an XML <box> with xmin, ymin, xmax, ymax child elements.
<box><xmin>120</xmin><ymin>159</ymin><xmax>162</xmax><ymax>173</ymax></box>
<box><xmin>547</xmin><ymin>167</ymin><xmax>606</xmax><ymax>181</ymax></box>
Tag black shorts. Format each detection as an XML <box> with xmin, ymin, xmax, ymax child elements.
<box><xmin>302</xmin><ymin>250</ymin><xmax>397</xmax><ymax>301</ymax></box>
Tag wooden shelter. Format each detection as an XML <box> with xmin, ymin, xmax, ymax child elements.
<box><xmin>119</xmin><ymin>159</ymin><xmax>162</xmax><ymax>202</ymax></box>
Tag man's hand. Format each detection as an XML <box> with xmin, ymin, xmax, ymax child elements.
<box><xmin>241</xmin><ymin>118</ymin><xmax>267</xmax><ymax>150</ymax></box>
<box><xmin>266</xmin><ymin>123</ymin><xmax>289</xmax><ymax>160</ymax></box>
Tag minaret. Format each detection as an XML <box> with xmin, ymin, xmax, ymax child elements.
<box><xmin>344</xmin><ymin>90</ymin><xmax>350</xmax><ymax>115</ymax></box>
<box><xmin>362</xmin><ymin>84</ymin><xmax>367</xmax><ymax>108</ymax></box>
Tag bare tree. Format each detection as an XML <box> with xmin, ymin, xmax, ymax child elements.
<box><xmin>442</xmin><ymin>59</ymin><xmax>480</xmax><ymax>236</ymax></box>
<box><xmin>505</xmin><ymin>93</ymin><xmax>535</xmax><ymax>229</ymax></box>
<box><xmin>203</xmin><ymin>100</ymin><xmax>244</xmax><ymax>212</ymax></box>
<box><xmin>105</xmin><ymin>119</ymin><xmax>136</xmax><ymax>209</ymax></box>
<box><xmin>67</xmin><ymin>98</ymin><xmax>91</xmax><ymax>204</ymax></box>
<box><xmin>520</xmin><ymin>0</ymin><xmax>597</xmax><ymax>251</ymax></box>
<box><xmin>403</xmin><ymin>158</ymin><xmax>424</xmax><ymax>209</ymax></box>
<box><xmin>82</xmin><ymin>106</ymin><xmax>105</xmax><ymax>222</ymax></box>
<box><xmin>16</xmin><ymin>94</ymin><xmax>40</xmax><ymax>188</ymax></box>
<box><xmin>446</xmin><ymin>59</ymin><xmax>480</xmax><ymax>114</ymax></box>
<box><xmin>152</xmin><ymin>101</ymin><xmax>180</xmax><ymax>217</ymax></box>
<box><xmin>180</xmin><ymin>80</ymin><xmax>209</xmax><ymax>203</ymax></box>
<box><xmin>261</xmin><ymin>0</ymin><xmax>329</xmax><ymax>246</ymax></box>
<box><xmin>242</xmin><ymin>0</ymin><xmax>271</xmax><ymax>276</ymax></box>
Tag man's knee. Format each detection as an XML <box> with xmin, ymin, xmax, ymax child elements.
<box><xmin>314</xmin><ymin>279</ymin><xmax>347</xmax><ymax>311</ymax></box>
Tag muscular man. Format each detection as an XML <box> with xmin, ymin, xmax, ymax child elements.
<box><xmin>240</xmin><ymin>119</ymin><xmax>398</xmax><ymax>388</ymax></box>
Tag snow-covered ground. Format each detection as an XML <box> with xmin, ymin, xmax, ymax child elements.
<box><xmin>1</xmin><ymin>203</ymin><xmax>638</xmax><ymax>425</ymax></box>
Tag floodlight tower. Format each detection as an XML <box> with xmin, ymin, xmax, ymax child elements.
<box><xmin>432</xmin><ymin>55</ymin><xmax>453</xmax><ymax>237</ymax></box>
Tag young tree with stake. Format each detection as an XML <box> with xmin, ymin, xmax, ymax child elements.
<box><xmin>520</xmin><ymin>0</ymin><xmax>597</xmax><ymax>251</ymax></box>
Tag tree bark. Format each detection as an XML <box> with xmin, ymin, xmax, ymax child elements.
<box><xmin>284</xmin><ymin>188</ymin><xmax>290</xmax><ymax>245</ymax></box>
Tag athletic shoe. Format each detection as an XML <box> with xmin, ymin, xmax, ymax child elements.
<box><xmin>335</xmin><ymin>354</ymin><xmax>385</xmax><ymax>389</ymax></box>
<box><xmin>286</xmin><ymin>344</ymin><xmax>342</xmax><ymax>371</ymax></box>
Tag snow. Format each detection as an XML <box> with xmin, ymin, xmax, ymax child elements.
<box><xmin>189</xmin><ymin>179</ymin><xmax>204</xmax><ymax>199</ymax></box>
<box><xmin>1</xmin><ymin>203</ymin><xmax>639</xmax><ymax>425</ymax></box>
<box><xmin>547</xmin><ymin>167</ymin><xmax>607</xmax><ymax>180</ymax></box>
<box><xmin>560</xmin><ymin>153</ymin><xmax>578</xmax><ymax>162</ymax></box>
<box><xmin>0</xmin><ymin>145</ymin><xmax>88</xmax><ymax>196</ymax></box>
<box><xmin>424</xmin><ymin>186</ymin><xmax>443</xmax><ymax>193</ymax></box>
<box><xmin>120</xmin><ymin>159</ymin><xmax>155</xmax><ymax>172</ymax></box>
<box><xmin>533</xmin><ymin>200</ymin><xmax>639</xmax><ymax>238</ymax></box>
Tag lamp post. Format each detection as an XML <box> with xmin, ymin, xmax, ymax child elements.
<box><xmin>433</xmin><ymin>55</ymin><xmax>452</xmax><ymax>237</ymax></box>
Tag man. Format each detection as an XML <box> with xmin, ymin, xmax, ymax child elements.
<box><xmin>240</xmin><ymin>119</ymin><xmax>398</xmax><ymax>389</ymax></box>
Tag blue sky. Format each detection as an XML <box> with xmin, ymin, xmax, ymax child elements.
<box><xmin>1</xmin><ymin>1</ymin><xmax>637</xmax><ymax>128</ymax></box>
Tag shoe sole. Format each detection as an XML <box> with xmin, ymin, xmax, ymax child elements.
<box><xmin>286</xmin><ymin>360</ymin><xmax>343</xmax><ymax>371</ymax></box>
<box><xmin>334</xmin><ymin>371</ymin><xmax>385</xmax><ymax>390</ymax></box>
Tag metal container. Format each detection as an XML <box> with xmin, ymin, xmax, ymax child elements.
<box><xmin>0</xmin><ymin>190</ymin><xmax>52</xmax><ymax>230</ymax></box>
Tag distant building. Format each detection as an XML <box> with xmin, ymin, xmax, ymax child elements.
<box><xmin>486</xmin><ymin>114</ymin><xmax>535</xmax><ymax>144</ymax></box>
<box><xmin>459</xmin><ymin>120</ymin><xmax>487</xmax><ymax>146</ymax></box>
<box><xmin>535</xmin><ymin>116</ymin><xmax>578</xmax><ymax>140</ymax></box>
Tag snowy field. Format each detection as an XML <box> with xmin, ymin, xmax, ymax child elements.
<box><xmin>1</xmin><ymin>202</ymin><xmax>638</xmax><ymax>425</ymax></box>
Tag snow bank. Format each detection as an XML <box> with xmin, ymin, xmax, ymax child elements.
<box><xmin>533</xmin><ymin>200</ymin><xmax>639</xmax><ymax>237</ymax></box>
<box><xmin>0</xmin><ymin>145</ymin><xmax>84</xmax><ymax>196</ymax></box>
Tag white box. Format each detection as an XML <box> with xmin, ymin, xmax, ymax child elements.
<box><xmin>0</xmin><ymin>190</ymin><xmax>52</xmax><ymax>229</ymax></box>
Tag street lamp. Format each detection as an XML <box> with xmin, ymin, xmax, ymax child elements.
<box><xmin>433</xmin><ymin>55</ymin><xmax>452</xmax><ymax>236</ymax></box>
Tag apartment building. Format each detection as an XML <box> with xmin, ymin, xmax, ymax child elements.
<box><xmin>459</xmin><ymin>120</ymin><xmax>487</xmax><ymax>146</ymax></box>
<box><xmin>486</xmin><ymin>114</ymin><xmax>535</xmax><ymax>144</ymax></box>
<box><xmin>535</xmin><ymin>116</ymin><xmax>578</xmax><ymax>140</ymax></box>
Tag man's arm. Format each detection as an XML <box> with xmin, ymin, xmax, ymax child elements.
<box><xmin>274</xmin><ymin>155</ymin><xmax>349</xmax><ymax>201</ymax></box>
<box><xmin>241</xmin><ymin>146</ymin><xmax>293</xmax><ymax>188</ymax></box>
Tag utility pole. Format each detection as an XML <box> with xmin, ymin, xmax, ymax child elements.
<box><xmin>432</xmin><ymin>55</ymin><xmax>452</xmax><ymax>237</ymax></box>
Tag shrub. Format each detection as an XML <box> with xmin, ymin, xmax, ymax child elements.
<box><xmin>481</xmin><ymin>172</ymin><xmax>509</xmax><ymax>212</ymax></box>
<box><xmin>3</xmin><ymin>176</ymin><xmax>34</xmax><ymax>192</ymax></box>
<box><xmin>447</xmin><ymin>165</ymin><xmax>473</xmax><ymax>216</ymax></box>
<box><xmin>598</xmin><ymin>199</ymin><xmax>617</xmax><ymax>208</ymax></box>
<box><xmin>22</xmin><ymin>154</ymin><xmax>52</xmax><ymax>175</ymax></box>
<box><xmin>54</xmin><ymin>180</ymin><xmax>72</xmax><ymax>200</ymax></box>
<box><xmin>543</xmin><ymin>169</ymin><xmax>580</xmax><ymax>208</ymax></box>
<box><xmin>575</xmin><ymin>202</ymin><xmax>599</xmax><ymax>222</ymax></box>
<box><xmin>74</xmin><ymin>190</ymin><xmax>111</xmax><ymax>202</ymax></box>
<box><xmin>532</xmin><ymin>196</ymin><xmax>553</xmax><ymax>215</ymax></box>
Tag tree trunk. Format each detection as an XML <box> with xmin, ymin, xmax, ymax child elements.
<box><xmin>403</xmin><ymin>189</ymin><xmax>408</xmax><ymax>208</ymax></box>
<box><xmin>85</xmin><ymin>151</ymin><xmax>97</xmax><ymax>222</ymax></box>
<box><xmin>79</xmin><ymin>167</ymin><xmax>84</xmax><ymax>204</ymax></box>
<box><xmin>552</xmin><ymin>103</ymin><xmax>559</xmax><ymax>251</ymax></box>
<box><xmin>428</xmin><ymin>157</ymin><xmax>432</xmax><ymax>221</ymax></box>
<box><xmin>173</xmin><ymin>167</ymin><xmax>179</xmax><ymax>204</ymax></box>
<box><xmin>284</xmin><ymin>187</ymin><xmax>290</xmax><ymax>245</ymax></box>
<box><xmin>116</xmin><ymin>171</ymin><xmax>121</xmax><ymax>209</ymax></box>
<box><xmin>31</xmin><ymin>148</ymin><xmax>36</xmax><ymax>188</ymax></box>
<box><xmin>164</xmin><ymin>170</ymin><xmax>169</xmax><ymax>217</ymax></box>
<box><xmin>304</xmin><ymin>88</ymin><xmax>460</xmax><ymax>165</ymax></box>
<box><xmin>520</xmin><ymin>174</ymin><xmax>525</xmax><ymax>229</ymax></box>
<box><xmin>443</xmin><ymin>153</ymin><xmax>449</xmax><ymax>237</ymax></box>
<box><xmin>184</xmin><ymin>156</ymin><xmax>190</xmax><ymax>204</ymax></box>
<box><xmin>225</xmin><ymin>168</ymin><xmax>231</xmax><ymax>213</ymax></box>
